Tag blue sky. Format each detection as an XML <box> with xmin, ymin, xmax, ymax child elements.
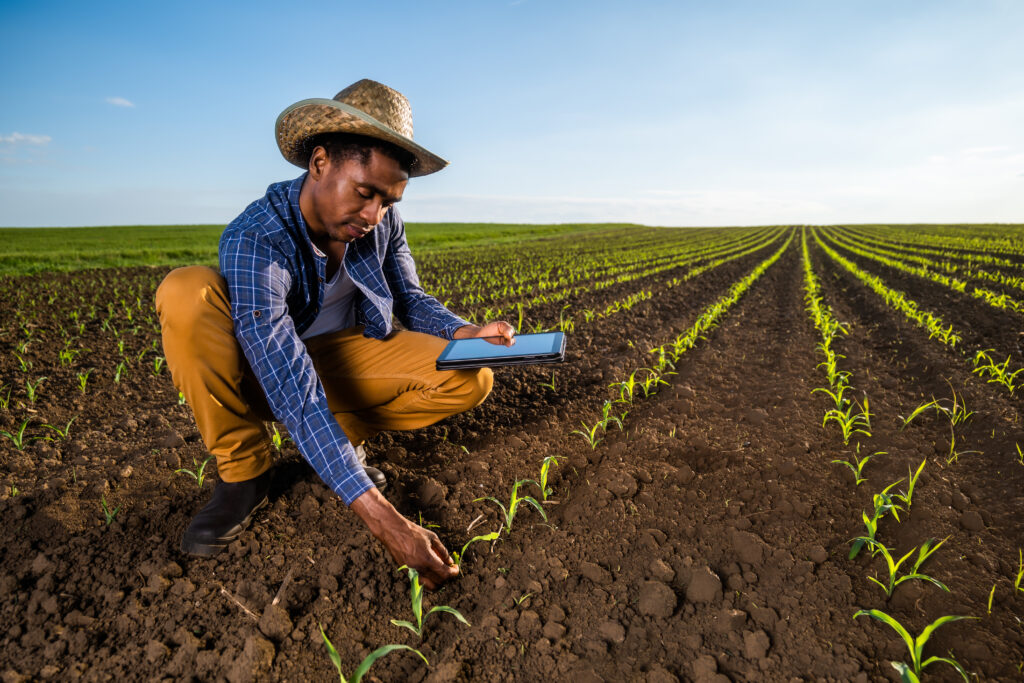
<box><xmin>2</xmin><ymin>0</ymin><xmax>1023</xmax><ymax>227</ymax></box>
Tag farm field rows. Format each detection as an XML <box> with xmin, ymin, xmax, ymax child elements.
<box><xmin>1</xmin><ymin>224</ymin><xmax>1023</xmax><ymax>681</ymax></box>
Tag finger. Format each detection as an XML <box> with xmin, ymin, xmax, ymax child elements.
<box><xmin>429</xmin><ymin>532</ymin><xmax>455</xmax><ymax>567</ymax></box>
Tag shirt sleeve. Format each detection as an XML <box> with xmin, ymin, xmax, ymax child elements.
<box><xmin>383</xmin><ymin>208</ymin><xmax>471</xmax><ymax>339</ymax></box>
<box><xmin>219</xmin><ymin>228</ymin><xmax>375</xmax><ymax>505</ymax></box>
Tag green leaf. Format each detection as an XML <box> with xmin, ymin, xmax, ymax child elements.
<box><xmin>920</xmin><ymin>655</ymin><xmax>970</xmax><ymax>682</ymax></box>
<box><xmin>890</xmin><ymin>661</ymin><xmax>921</xmax><ymax>683</ymax></box>
<box><xmin>389</xmin><ymin>619</ymin><xmax>420</xmax><ymax>637</ymax></box>
<box><xmin>427</xmin><ymin>605</ymin><xmax>471</xmax><ymax>627</ymax></box>
<box><xmin>854</xmin><ymin>609</ymin><xmax>915</xmax><ymax>662</ymax></box>
<box><xmin>351</xmin><ymin>644</ymin><xmax>428</xmax><ymax>683</ymax></box>
<box><xmin>318</xmin><ymin>624</ymin><xmax>345</xmax><ymax>682</ymax></box>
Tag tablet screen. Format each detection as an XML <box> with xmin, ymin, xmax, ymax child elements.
<box><xmin>438</xmin><ymin>332</ymin><xmax>564</xmax><ymax>362</ymax></box>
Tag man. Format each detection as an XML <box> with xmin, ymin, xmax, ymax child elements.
<box><xmin>156</xmin><ymin>79</ymin><xmax>513</xmax><ymax>590</ymax></box>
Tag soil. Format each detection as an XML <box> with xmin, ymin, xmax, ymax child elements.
<box><xmin>1</xmin><ymin>228</ymin><xmax>1023</xmax><ymax>682</ymax></box>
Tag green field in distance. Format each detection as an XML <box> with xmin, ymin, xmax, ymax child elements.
<box><xmin>0</xmin><ymin>223</ymin><xmax>639</xmax><ymax>276</ymax></box>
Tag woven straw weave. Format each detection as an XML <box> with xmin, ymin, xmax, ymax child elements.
<box><xmin>275</xmin><ymin>79</ymin><xmax>446</xmax><ymax>176</ymax></box>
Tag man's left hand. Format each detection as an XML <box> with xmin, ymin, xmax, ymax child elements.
<box><xmin>454</xmin><ymin>321</ymin><xmax>515</xmax><ymax>347</ymax></box>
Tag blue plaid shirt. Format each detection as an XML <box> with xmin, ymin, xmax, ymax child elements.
<box><xmin>219</xmin><ymin>174</ymin><xmax>470</xmax><ymax>505</ymax></box>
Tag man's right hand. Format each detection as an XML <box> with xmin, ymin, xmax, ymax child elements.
<box><xmin>349</xmin><ymin>487</ymin><xmax>458</xmax><ymax>590</ymax></box>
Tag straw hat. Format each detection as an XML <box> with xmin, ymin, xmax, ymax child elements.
<box><xmin>275</xmin><ymin>79</ymin><xmax>447</xmax><ymax>177</ymax></box>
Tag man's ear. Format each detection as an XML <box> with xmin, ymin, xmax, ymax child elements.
<box><xmin>308</xmin><ymin>146</ymin><xmax>329</xmax><ymax>180</ymax></box>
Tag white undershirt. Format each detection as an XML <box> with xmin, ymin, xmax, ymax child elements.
<box><xmin>300</xmin><ymin>252</ymin><xmax>358</xmax><ymax>340</ymax></box>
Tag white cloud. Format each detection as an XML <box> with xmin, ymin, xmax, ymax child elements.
<box><xmin>106</xmin><ymin>97</ymin><xmax>135</xmax><ymax>108</ymax></box>
<box><xmin>0</xmin><ymin>132</ymin><xmax>52</xmax><ymax>145</ymax></box>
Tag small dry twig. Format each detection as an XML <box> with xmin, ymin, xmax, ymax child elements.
<box><xmin>466</xmin><ymin>513</ymin><xmax>484</xmax><ymax>533</ymax></box>
<box><xmin>217</xmin><ymin>584</ymin><xmax>258</xmax><ymax>620</ymax></box>
<box><xmin>271</xmin><ymin>568</ymin><xmax>296</xmax><ymax>607</ymax></box>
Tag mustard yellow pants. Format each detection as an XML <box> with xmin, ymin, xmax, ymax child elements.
<box><xmin>155</xmin><ymin>266</ymin><xmax>493</xmax><ymax>483</ymax></box>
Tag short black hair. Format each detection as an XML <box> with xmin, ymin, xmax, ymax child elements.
<box><xmin>301</xmin><ymin>132</ymin><xmax>416</xmax><ymax>175</ymax></box>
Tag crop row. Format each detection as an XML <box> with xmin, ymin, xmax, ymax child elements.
<box><xmin>822</xmin><ymin>229</ymin><xmax>1024</xmax><ymax>315</ymax></box>
<box><xmin>813</xmin><ymin>230</ymin><xmax>1023</xmax><ymax>396</ymax></box>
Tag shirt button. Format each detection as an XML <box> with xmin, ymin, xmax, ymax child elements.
<box><xmin>253</xmin><ymin>310</ymin><xmax>261</xmax><ymax>318</ymax></box>
<box><xmin>319</xmin><ymin>276</ymin><xmax>324</xmax><ymax>282</ymax></box>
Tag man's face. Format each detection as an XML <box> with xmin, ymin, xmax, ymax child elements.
<box><xmin>306</xmin><ymin>147</ymin><xmax>409</xmax><ymax>244</ymax></box>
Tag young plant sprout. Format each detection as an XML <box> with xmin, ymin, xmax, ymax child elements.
<box><xmin>152</xmin><ymin>356</ymin><xmax>166</xmax><ymax>375</ymax></box>
<box><xmin>42</xmin><ymin>416</ymin><xmax>77</xmax><ymax>442</ymax></box>
<box><xmin>853</xmin><ymin>609</ymin><xmax>975</xmax><ymax>681</ymax></box>
<box><xmin>0</xmin><ymin>384</ymin><xmax>11</xmax><ymax>410</ymax></box>
<box><xmin>598</xmin><ymin>401</ymin><xmax>623</xmax><ymax>431</ymax></box>
<box><xmin>537</xmin><ymin>372</ymin><xmax>556</xmax><ymax>391</ymax></box>
<box><xmin>0</xmin><ymin>419</ymin><xmax>35</xmax><ymax>451</ymax></box>
<box><xmin>451</xmin><ymin>530</ymin><xmax>501</xmax><ymax>566</ymax></box>
<box><xmin>318</xmin><ymin>623</ymin><xmax>426</xmax><ymax>683</ymax></box>
<box><xmin>101</xmin><ymin>496</ymin><xmax>121</xmax><ymax>526</ymax></box>
<box><xmin>77</xmin><ymin>369</ymin><xmax>93</xmax><ymax>394</ymax></box>
<box><xmin>174</xmin><ymin>455</ymin><xmax>214</xmax><ymax>489</ymax></box>
<box><xmin>270</xmin><ymin>423</ymin><xmax>290</xmax><ymax>451</ymax></box>
<box><xmin>1016</xmin><ymin>443</ymin><xmax>1024</xmax><ymax>466</ymax></box>
<box><xmin>849</xmin><ymin>480</ymin><xmax>904</xmax><ymax>560</ymax></box>
<box><xmin>391</xmin><ymin>566</ymin><xmax>470</xmax><ymax>638</ymax></box>
<box><xmin>113</xmin><ymin>361</ymin><xmax>127</xmax><ymax>384</ymax></box>
<box><xmin>572</xmin><ymin>421</ymin><xmax>603</xmax><ymax>450</ymax></box>
<box><xmin>1014</xmin><ymin>549</ymin><xmax>1023</xmax><ymax>593</ymax></box>
<box><xmin>538</xmin><ymin>455</ymin><xmax>559</xmax><ymax>501</ymax></box>
<box><xmin>987</xmin><ymin>583</ymin><xmax>996</xmax><ymax>615</ymax></box>
<box><xmin>24</xmin><ymin>376</ymin><xmax>46</xmax><ymax>404</ymax></box>
<box><xmin>893</xmin><ymin>459</ymin><xmax>926</xmax><ymax>510</ymax></box>
<box><xmin>855</xmin><ymin>537</ymin><xmax>949</xmax><ymax>597</ymax></box>
<box><xmin>475</xmin><ymin>479</ymin><xmax>547</xmax><ymax>534</ymax></box>
<box><xmin>831</xmin><ymin>447</ymin><xmax>880</xmax><ymax>486</ymax></box>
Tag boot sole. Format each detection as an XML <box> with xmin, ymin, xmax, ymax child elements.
<box><xmin>180</xmin><ymin>496</ymin><xmax>269</xmax><ymax>558</ymax></box>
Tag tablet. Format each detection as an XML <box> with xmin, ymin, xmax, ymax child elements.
<box><xmin>435</xmin><ymin>332</ymin><xmax>567</xmax><ymax>370</ymax></box>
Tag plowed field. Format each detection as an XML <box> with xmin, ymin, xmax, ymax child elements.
<box><xmin>1</xmin><ymin>225</ymin><xmax>1022</xmax><ymax>682</ymax></box>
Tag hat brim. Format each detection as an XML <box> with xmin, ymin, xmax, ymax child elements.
<box><xmin>275</xmin><ymin>98</ymin><xmax>448</xmax><ymax>177</ymax></box>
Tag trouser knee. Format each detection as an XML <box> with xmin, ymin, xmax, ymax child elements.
<box><xmin>461</xmin><ymin>367</ymin><xmax>494</xmax><ymax>408</ymax></box>
<box><xmin>155</xmin><ymin>266</ymin><xmax>228</xmax><ymax>330</ymax></box>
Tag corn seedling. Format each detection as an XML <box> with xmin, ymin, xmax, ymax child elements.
<box><xmin>831</xmin><ymin>448</ymin><xmax>878</xmax><ymax>486</ymax></box>
<box><xmin>319</xmin><ymin>623</ymin><xmax>426</xmax><ymax>683</ymax></box>
<box><xmin>152</xmin><ymin>356</ymin><xmax>166</xmax><ymax>375</ymax></box>
<box><xmin>572</xmin><ymin>420</ymin><xmax>603</xmax><ymax>449</ymax></box>
<box><xmin>1014</xmin><ymin>549</ymin><xmax>1023</xmax><ymax>593</ymax></box>
<box><xmin>987</xmin><ymin>583</ymin><xmax>996</xmax><ymax>615</ymax></box>
<box><xmin>822</xmin><ymin>400</ymin><xmax>871</xmax><ymax>445</ymax></box>
<box><xmin>101</xmin><ymin>496</ymin><xmax>121</xmax><ymax>526</ymax></box>
<box><xmin>853</xmin><ymin>609</ymin><xmax>974</xmax><ymax>681</ymax></box>
<box><xmin>270</xmin><ymin>424</ymin><xmax>290</xmax><ymax>451</ymax></box>
<box><xmin>13</xmin><ymin>352</ymin><xmax>31</xmax><ymax>372</ymax></box>
<box><xmin>475</xmin><ymin>478</ymin><xmax>547</xmax><ymax>533</ymax></box>
<box><xmin>58</xmin><ymin>346</ymin><xmax>81</xmax><ymax>367</ymax></box>
<box><xmin>893</xmin><ymin>459</ymin><xmax>926</xmax><ymax>510</ymax></box>
<box><xmin>451</xmin><ymin>530</ymin><xmax>501</xmax><ymax>566</ymax></box>
<box><xmin>0</xmin><ymin>419</ymin><xmax>35</xmax><ymax>451</ymax></box>
<box><xmin>77</xmin><ymin>369</ymin><xmax>93</xmax><ymax>394</ymax></box>
<box><xmin>174</xmin><ymin>455</ymin><xmax>214</xmax><ymax>489</ymax></box>
<box><xmin>849</xmin><ymin>480</ymin><xmax>904</xmax><ymax>559</ymax></box>
<box><xmin>899</xmin><ymin>399</ymin><xmax>941</xmax><ymax>429</ymax></box>
<box><xmin>178</xmin><ymin>391</ymin><xmax>186</xmax><ymax>405</ymax></box>
<box><xmin>538</xmin><ymin>455</ymin><xmax>559</xmax><ymax>501</ymax></box>
<box><xmin>512</xmin><ymin>592</ymin><xmax>533</xmax><ymax>607</ymax></box>
<box><xmin>113</xmin><ymin>361</ymin><xmax>127</xmax><ymax>383</ymax></box>
<box><xmin>537</xmin><ymin>372</ymin><xmax>556</xmax><ymax>391</ymax></box>
<box><xmin>391</xmin><ymin>565</ymin><xmax>470</xmax><ymax>638</ymax></box>
<box><xmin>416</xmin><ymin>512</ymin><xmax>439</xmax><ymax>529</ymax></box>
<box><xmin>0</xmin><ymin>384</ymin><xmax>10</xmax><ymax>410</ymax></box>
<box><xmin>1016</xmin><ymin>443</ymin><xmax>1024</xmax><ymax>466</ymax></box>
<box><xmin>24</xmin><ymin>376</ymin><xmax>46</xmax><ymax>403</ymax></box>
<box><xmin>42</xmin><ymin>416</ymin><xmax>77</xmax><ymax>442</ymax></box>
<box><xmin>856</xmin><ymin>536</ymin><xmax>949</xmax><ymax>597</ymax></box>
<box><xmin>598</xmin><ymin>401</ymin><xmax>624</xmax><ymax>432</ymax></box>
